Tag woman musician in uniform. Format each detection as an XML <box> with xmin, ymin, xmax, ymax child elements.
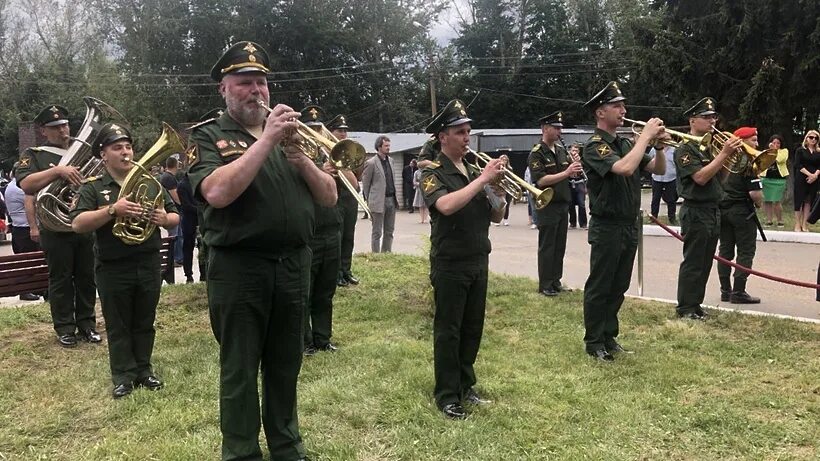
<box><xmin>71</xmin><ymin>123</ymin><xmax>179</xmax><ymax>399</ymax></box>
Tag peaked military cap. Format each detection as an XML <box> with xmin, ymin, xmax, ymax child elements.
<box><xmin>683</xmin><ymin>97</ymin><xmax>717</xmax><ymax>118</ymax></box>
<box><xmin>539</xmin><ymin>111</ymin><xmax>564</xmax><ymax>127</ymax></box>
<box><xmin>300</xmin><ymin>105</ymin><xmax>326</xmax><ymax>127</ymax></box>
<box><xmin>327</xmin><ymin>114</ymin><xmax>349</xmax><ymax>131</ymax></box>
<box><xmin>425</xmin><ymin>99</ymin><xmax>472</xmax><ymax>134</ymax></box>
<box><xmin>210</xmin><ymin>41</ymin><xmax>271</xmax><ymax>82</ymax></box>
<box><xmin>583</xmin><ymin>81</ymin><xmax>626</xmax><ymax>111</ymax></box>
<box><xmin>199</xmin><ymin>108</ymin><xmax>225</xmax><ymax>122</ymax></box>
<box><xmin>92</xmin><ymin>123</ymin><xmax>132</xmax><ymax>158</ymax></box>
<box><xmin>34</xmin><ymin>104</ymin><xmax>69</xmax><ymax>127</ymax></box>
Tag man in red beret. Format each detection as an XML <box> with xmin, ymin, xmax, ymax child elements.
<box><xmin>717</xmin><ymin>127</ymin><xmax>764</xmax><ymax>304</ymax></box>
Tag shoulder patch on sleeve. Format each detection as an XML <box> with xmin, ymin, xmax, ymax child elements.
<box><xmin>421</xmin><ymin>174</ymin><xmax>439</xmax><ymax>196</ymax></box>
<box><xmin>18</xmin><ymin>155</ymin><xmax>31</xmax><ymax>168</ymax></box>
<box><xmin>596</xmin><ymin>144</ymin><xmax>611</xmax><ymax>158</ymax></box>
<box><xmin>530</xmin><ymin>160</ymin><xmax>542</xmax><ymax>170</ymax></box>
<box><xmin>679</xmin><ymin>153</ymin><xmax>691</xmax><ymax>166</ymax></box>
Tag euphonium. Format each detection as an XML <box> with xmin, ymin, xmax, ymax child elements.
<box><xmin>468</xmin><ymin>149</ymin><xmax>554</xmax><ymax>209</ymax></box>
<box><xmin>112</xmin><ymin>122</ymin><xmax>186</xmax><ymax>245</ymax></box>
<box><xmin>36</xmin><ymin>97</ymin><xmax>129</xmax><ymax>232</ymax></box>
<box><xmin>709</xmin><ymin>129</ymin><xmax>779</xmax><ymax>175</ymax></box>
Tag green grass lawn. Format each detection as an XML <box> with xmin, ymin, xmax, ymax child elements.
<box><xmin>1</xmin><ymin>253</ymin><xmax>818</xmax><ymax>460</ymax></box>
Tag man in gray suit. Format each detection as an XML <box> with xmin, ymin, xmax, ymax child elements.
<box><xmin>362</xmin><ymin>135</ymin><xmax>397</xmax><ymax>253</ymax></box>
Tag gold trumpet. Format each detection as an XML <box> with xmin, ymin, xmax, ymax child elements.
<box><xmin>624</xmin><ymin>117</ymin><xmax>712</xmax><ymax>153</ymax></box>
<box><xmin>709</xmin><ymin>129</ymin><xmax>778</xmax><ymax>175</ymax></box>
<box><xmin>256</xmin><ymin>100</ymin><xmax>370</xmax><ymax>214</ymax></box>
<box><xmin>469</xmin><ymin>149</ymin><xmax>554</xmax><ymax>209</ymax></box>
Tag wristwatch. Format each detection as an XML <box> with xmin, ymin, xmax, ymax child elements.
<box><xmin>107</xmin><ymin>205</ymin><xmax>116</xmax><ymax>217</ymax></box>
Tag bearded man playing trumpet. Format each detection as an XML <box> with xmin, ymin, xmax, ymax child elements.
<box><xmin>187</xmin><ymin>41</ymin><xmax>336</xmax><ymax>461</ymax></box>
<box><xmin>673</xmin><ymin>98</ymin><xmax>743</xmax><ymax>320</ymax></box>
<box><xmin>70</xmin><ymin>123</ymin><xmax>179</xmax><ymax>399</ymax></box>
<box><xmin>581</xmin><ymin>81</ymin><xmax>669</xmax><ymax>362</ymax></box>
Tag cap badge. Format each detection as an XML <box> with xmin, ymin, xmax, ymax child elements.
<box><xmin>309</xmin><ymin>108</ymin><xmax>318</xmax><ymax>120</ymax></box>
<box><xmin>243</xmin><ymin>43</ymin><xmax>257</xmax><ymax>54</ymax></box>
<box><xmin>49</xmin><ymin>106</ymin><xmax>59</xmax><ymax>113</ymax></box>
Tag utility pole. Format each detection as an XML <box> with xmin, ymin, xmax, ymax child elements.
<box><xmin>429</xmin><ymin>53</ymin><xmax>437</xmax><ymax>116</ymax></box>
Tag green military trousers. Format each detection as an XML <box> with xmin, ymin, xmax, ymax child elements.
<box><xmin>537</xmin><ymin>203</ymin><xmax>569</xmax><ymax>291</ymax></box>
<box><xmin>305</xmin><ymin>229</ymin><xmax>341</xmax><ymax>348</ymax></box>
<box><xmin>96</xmin><ymin>252</ymin><xmax>160</xmax><ymax>386</ymax></box>
<box><xmin>717</xmin><ymin>204</ymin><xmax>757</xmax><ymax>292</ymax></box>
<box><xmin>208</xmin><ymin>246</ymin><xmax>309</xmax><ymax>461</ymax></box>
<box><xmin>39</xmin><ymin>229</ymin><xmax>97</xmax><ymax>335</ymax></box>
<box><xmin>583</xmin><ymin>219</ymin><xmax>638</xmax><ymax>352</ymax></box>
<box><xmin>337</xmin><ymin>196</ymin><xmax>358</xmax><ymax>279</ymax></box>
<box><xmin>676</xmin><ymin>205</ymin><xmax>720</xmax><ymax>315</ymax></box>
<box><xmin>431</xmin><ymin>262</ymin><xmax>488</xmax><ymax>409</ymax></box>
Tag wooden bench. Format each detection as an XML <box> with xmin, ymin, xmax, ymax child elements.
<box><xmin>0</xmin><ymin>236</ymin><xmax>175</xmax><ymax>299</ymax></box>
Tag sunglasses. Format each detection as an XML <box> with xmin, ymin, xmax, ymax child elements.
<box><xmin>808</xmin><ymin>135</ymin><xmax>818</xmax><ymax>140</ymax></box>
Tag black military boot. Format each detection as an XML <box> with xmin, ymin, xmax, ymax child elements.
<box><xmin>199</xmin><ymin>264</ymin><xmax>207</xmax><ymax>282</ymax></box>
<box><xmin>730</xmin><ymin>279</ymin><xmax>760</xmax><ymax>304</ymax></box>
<box><xmin>719</xmin><ymin>277</ymin><xmax>732</xmax><ymax>302</ymax></box>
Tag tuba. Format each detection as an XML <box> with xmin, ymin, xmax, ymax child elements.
<box><xmin>112</xmin><ymin>122</ymin><xmax>186</xmax><ymax>245</ymax></box>
<box><xmin>36</xmin><ymin>97</ymin><xmax>129</xmax><ymax>232</ymax></box>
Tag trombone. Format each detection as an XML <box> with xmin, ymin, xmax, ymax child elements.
<box><xmin>256</xmin><ymin>100</ymin><xmax>371</xmax><ymax>214</ymax></box>
<box><xmin>624</xmin><ymin>117</ymin><xmax>712</xmax><ymax>153</ymax></box>
<box><xmin>468</xmin><ymin>149</ymin><xmax>554</xmax><ymax>209</ymax></box>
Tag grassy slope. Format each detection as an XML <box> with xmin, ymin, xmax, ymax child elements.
<box><xmin>0</xmin><ymin>253</ymin><xmax>818</xmax><ymax>460</ymax></box>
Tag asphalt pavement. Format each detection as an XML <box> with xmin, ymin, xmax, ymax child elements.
<box><xmin>3</xmin><ymin>193</ymin><xmax>819</xmax><ymax>320</ymax></box>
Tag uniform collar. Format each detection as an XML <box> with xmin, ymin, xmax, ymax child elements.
<box><xmin>435</xmin><ymin>152</ymin><xmax>479</xmax><ymax>178</ymax></box>
<box><xmin>594</xmin><ymin>128</ymin><xmax>618</xmax><ymax>144</ymax></box>
<box><xmin>217</xmin><ymin>110</ymin><xmax>257</xmax><ymax>137</ymax></box>
<box><xmin>100</xmin><ymin>170</ymin><xmax>119</xmax><ymax>187</ymax></box>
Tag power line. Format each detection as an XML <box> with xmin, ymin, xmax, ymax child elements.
<box><xmin>472</xmin><ymin>87</ymin><xmax>683</xmax><ymax>110</ymax></box>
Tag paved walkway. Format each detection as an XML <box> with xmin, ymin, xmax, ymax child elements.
<box><xmin>3</xmin><ymin>194</ymin><xmax>819</xmax><ymax>320</ymax></box>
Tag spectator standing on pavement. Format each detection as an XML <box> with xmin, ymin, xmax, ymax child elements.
<box><xmin>362</xmin><ymin>135</ymin><xmax>398</xmax><ymax>253</ymax></box>
<box><xmin>793</xmin><ymin>130</ymin><xmax>820</xmax><ymax>232</ymax></box>
<box><xmin>402</xmin><ymin>159</ymin><xmax>417</xmax><ymax>213</ymax></box>
<box><xmin>159</xmin><ymin>156</ymin><xmax>183</xmax><ymax>266</ymax></box>
<box><xmin>760</xmin><ymin>134</ymin><xmax>789</xmax><ymax>228</ymax></box>
<box><xmin>567</xmin><ymin>143</ymin><xmax>588</xmax><ymax>229</ymax></box>
<box><xmin>650</xmin><ymin>145</ymin><xmax>678</xmax><ymax>224</ymax></box>
<box><xmin>4</xmin><ymin>164</ymin><xmax>42</xmax><ymax>301</ymax></box>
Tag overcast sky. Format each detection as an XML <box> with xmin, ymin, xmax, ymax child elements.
<box><xmin>430</xmin><ymin>0</ymin><xmax>469</xmax><ymax>46</ymax></box>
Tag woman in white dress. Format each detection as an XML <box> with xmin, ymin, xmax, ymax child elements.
<box><xmin>412</xmin><ymin>168</ymin><xmax>428</xmax><ymax>224</ymax></box>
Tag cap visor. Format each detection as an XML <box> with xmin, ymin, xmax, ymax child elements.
<box><xmin>43</xmin><ymin>119</ymin><xmax>69</xmax><ymax>127</ymax></box>
<box><xmin>606</xmin><ymin>96</ymin><xmax>626</xmax><ymax>104</ymax></box>
<box><xmin>445</xmin><ymin>117</ymin><xmax>472</xmax><ymax>128</ymax></box>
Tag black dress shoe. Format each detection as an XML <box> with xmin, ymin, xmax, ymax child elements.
<box><xmin>345</xmin><ymin>273</ymin><xmax>360</xmax><ymax>285</ymax></box>
<box><xmin>19</xmin><ymin>293</ymin><xmax>40</xmax><ymax>301</ymax></box>
<box><xmin>441</xmin><ymin>403</ymin><xmax>467</xmax><ymax>419</ymax></box>
<box><xmin>553</xmin><ymin>284</ymin><xmax>573</xmax><ymax>293</ymax></box>
<box><xmin>318</xmin><ymin>342</ymin><xmax>338</xmax><ymax>352</ymax></box>
<box><xmin>304</xmin><ymin>345</ymin><xmax>317</xmax><ymax>356</ymax></box>
<box><xmin>135</xmin><ymin>375</ymin><xmax>164</xmax><ymax>390</ymax></box>
<box><xmin>336</xmin><ymin>275</ymin><xmax>349</xmax><ymax>287</ymax></box>
<box><xmin>186</xmin><ymin>276</ymin><xmax>194</xmax><ymax>284</ymax></box>
<box><xmin>605</xmin><ymin>342</ymin><xmax>634</xmax><ymax>354</ymax></box>
<box><xmin>79</xmin><ymin>328</ymin><xmax>102</xmax><ymax>343</ymax></box>
<box><xmin>720</xmin><ymin>289</ymin><xmax>731</xmax><ymax>302</ymax></box>
<box><xmin>464</xmin><ymin>388</ymin><xmax>491</xmax><ymax>405</ymax></box>
<box><xmin>57</xmin><ymin>333</ymin><xmax>77</xmax><ymax>348</ymax></box>
<box><xmin>587</xmin><ymin>349</ymin><xmax>615</xmax><ymax>362</ymax></box>
<box><xmin>695</xmin><ymin>307</ymin><xmax>710</xmax><ymax>318</ymax></box>
<box><xmin>678</xmin><ymin>311</ymin><xmax>706</xmax><ymax>321</ymax></box>
<box><xmin>730</xmin><ymin>291</ymin><xmax>761</xmax><ymax>304</ymax></box>
<box><xmin>539</xmin><ymin>287</ymin><xmax>559</xmax><ymax>297</ymax></box>
<box><xmin>112</xmin><ymin>383</ymin><xmax>133</xmax><ymax>399</ymax></box>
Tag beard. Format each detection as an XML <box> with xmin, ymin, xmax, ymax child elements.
<box><xmin>225</xmin><ymin>91</ymin><xmax>267</xmax><ymax>127</ymax></box>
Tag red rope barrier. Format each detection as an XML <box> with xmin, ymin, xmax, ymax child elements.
<box><xmin>647</xmin><ymin>215</ymin><xmax>820</xmax><ymax>290</ymax></box>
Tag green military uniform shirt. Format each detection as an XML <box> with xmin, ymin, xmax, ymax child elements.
<box><xmin>421</xmin><ymin>153</ymin><xmax>492</xmax><ymax>269</ymax></box>
<box><xmin>70</xmin><ymin>172</ymin><xmax>177</xmax><ymax>261</ymax></box>
<box><xmin>720</xmin><ymin>171</ymin><xmax>762</xmax><ymax>208</ymax></box>
<box><xmin>186</xmin><ymin>112</ymin><xmax>316</xmax><ymax>253</ymax></box>
<box><xmin>313</xmin><ymin>158</ymin><xmax>342</xmax><ymax>232</ymax></box>
<box><xmin>15</xmin><ymin>144</ymin><xmax>66</xmax><ymax>200</ymax></box>
<box><xmin>528</xmin><ymin>141</ymin><xmax>571</xmax><ymax>203</ymax></box>
<box><xmin>582</xmin><ymin>128</ymin><xmax>650</xmax><ymax>222</ymax></box>
<box><xmin>417</xmin><ymin>137</ymin><xmax>441</xmax><ymax>164</ymax></box>
<box><xmin>675</xmin><ymin>142</ymin><xmax>724</xmax><ymax>206</ymax></box>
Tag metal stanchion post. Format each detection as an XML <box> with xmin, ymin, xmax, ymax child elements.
<box><xmin>637</xmin><ymin>209</ymin><xmax>644</xmax><ymax>296</ymax></box>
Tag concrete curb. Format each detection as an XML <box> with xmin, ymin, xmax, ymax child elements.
<box><xmin>643</xmin><ymin>225</ymin><xmax>820</xmax><ymax>244</ymax></box>
<box><xmin>629</xmin><ymin>294</ymin><xmax>820</xmax><ymax>324</ymax></box>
